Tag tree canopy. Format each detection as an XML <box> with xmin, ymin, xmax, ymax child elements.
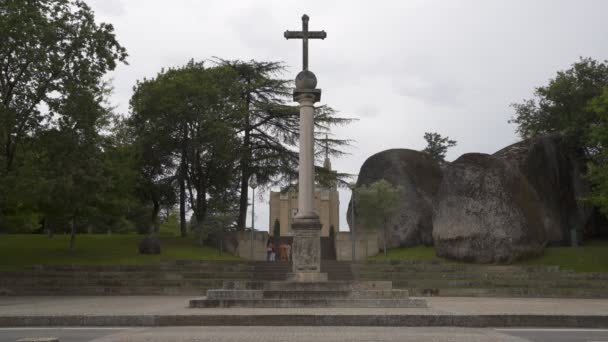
<box><xmin>421</xmin><ymin>132</ymin><xmax>457</xmax><ymax>162</ymax></box>
<box><xmin>0</xmin><ymin>0</ymin><xmax>128</xmax><ymax>237</ymax></box>
<box><xmin>354</xmin><ymin>179</ymin><xmax>402</xmax><ymax>257</ymax></box>
<box><xmin>509</xmin><ymin>57</ymin><xmax>608</xmax><ymax>215</ymax></box>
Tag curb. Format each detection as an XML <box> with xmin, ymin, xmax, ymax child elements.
<box><xmin>1</xmin><ymin>314</ymin><xmax>608</xmax><ymax>328</ymax></box>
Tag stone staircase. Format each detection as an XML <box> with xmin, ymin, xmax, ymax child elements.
<box><xmin>189</xmin><ymin>261</ymin><xmax>375</xmax><ymax>308</ymax></box>
<box><xmin>189</xmin><ymin>280</ymin><xmax>425</xmax><ymax>308</ymax></box>
<box><xmin>2</xmin><ymin>260</ymin><xmax>608</xmax><ymax>298</ymax></box>
<box><xmin>252</xmin><ymin>260</ymin><xmax>353</xmax><ymax>281</ymax></box>
<box><xmin>0</xmin><ymin>261</ymin><xmax>254</xmax><ymax>296</ymax></box>
<box><xmin>352</xmin><ymin>261</ymin><xmax>608</xmax><ymax>298</ymax></box>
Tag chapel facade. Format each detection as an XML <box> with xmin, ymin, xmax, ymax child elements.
<box><xmin>268</xmin><ymin>152</ymin><xmax>339</xmax><ymax>237</ymax></box>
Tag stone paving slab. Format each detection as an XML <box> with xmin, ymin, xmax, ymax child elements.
<box><xmin>0</xmin><ymin>327</ymin><xmax>532</xmax><ymax>342</ymax></box>
<box><xmin>1</xmin><ymin>296</ymin><xmax>608</xmax><ymax>327</ymax></box>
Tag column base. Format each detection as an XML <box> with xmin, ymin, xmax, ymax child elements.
<box><xmin>291</xmin><ymin>217</ymin><xmax>323</xmax><ymax>280</ymax></box>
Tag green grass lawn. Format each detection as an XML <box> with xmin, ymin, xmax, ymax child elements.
<box><xmin>518</xmin><ymin>240</ymin><xmax>608</xmax><ymax>273</ymax></box>
<box><xmin>369</xmin><ymin>240</ymin><xmax>608</xmax><ymax>273</ymax></box>
<box><xmin>0</xmin><ymin>234</ymin><xmax>239</xmax><ymax>270</ymax></box>
<box><xmin>369</xmin><ymin>245</ymin><xmax>441</xmax><ymax>262</ymax></box>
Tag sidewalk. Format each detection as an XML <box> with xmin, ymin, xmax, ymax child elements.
<box><xmin>1</xmin><ymin>296</ymin><xmax>607</xmax><ymax>327</ymax></box>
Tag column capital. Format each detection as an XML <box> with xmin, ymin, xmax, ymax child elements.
<box><xmin>294</xmin><ymin>88</ymin><xmax>321</xmax><ymax>103</ymax></box>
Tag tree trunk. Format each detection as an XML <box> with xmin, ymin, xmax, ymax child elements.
<box><xmin>237</xmin><ymin>131</ymin><xmax>250</xmax><ymax>231</ymax></box>
<box><xmin>237</xmin><ymin>96</ymin><xmax>252</xmax><ymax>231</ymax></box>
<box><xmin>69</xmin><ymin>217</ymin><xmax>76</xmax><ymax>252</ymax></box>
<box><xmin>44</xmin><ymin>217</ymin><xmax>52</xmax><ymax>238</ymax></box>
<box><xmin>150</xmin><ymin>199</ymin><xmax>160</xmax><ymax>235</ymax></box>
<box><xmin>179</xmin><ymin>178</ymin><xmax>186</xmax><ymax>237</ymax></box>
<box><xmin>383</xmin><ymin>227</ymin><xmax>388</xmax><ymax>258</ymax></box>
<box><xmin>179</xmin><ymin>155</ymin><xmax>187</xmax><ymax>238</ymax></box>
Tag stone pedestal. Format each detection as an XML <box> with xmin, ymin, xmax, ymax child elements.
<box><xmin>189</xmin><ymin>280</ymin><xmax>427</xmax><ymax>308</ymax></box>
<box><xmin>287</xmin><ymin>219</ymin><xmax>328</xmax><ymax>282</ymax></box>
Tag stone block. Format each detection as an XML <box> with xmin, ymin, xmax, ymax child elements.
<box><xmin>286</xmin><ymin>272</ymin><xmax>328</xmax><ymax>282</ymax></box>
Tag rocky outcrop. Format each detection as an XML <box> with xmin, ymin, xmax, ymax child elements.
<box><xmin>432</xmin><ymin>153</ymin><xmax>546</xmax><ymax>263</ymax></box>
<box><xmin>494</xmin><ymin>134</ymin><xmax>593</xmax><ymax>245</ymax></box>
<box><xmin>347</xmin><ymin>149</ymin><xmax>442</xmax><ymax>248</ymax></box>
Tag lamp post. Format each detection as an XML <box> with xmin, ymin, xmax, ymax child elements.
<box><xmin>349</xmin><ymin>182</ymin><xmax>356</xmax><ymax>261</ymax></box>
<box><xmin>250</xmin><ymin>174</ymin><xmax>258</xmax><ymax>260</ymax></box>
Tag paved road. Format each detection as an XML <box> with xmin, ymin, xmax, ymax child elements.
<box><xmin>3</xmin><ymin>327</ymin><xmax>608</xmax><ymax>342</ymax></box>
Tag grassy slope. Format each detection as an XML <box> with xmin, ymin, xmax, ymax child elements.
<box><xmin>0</xmin><ymin>234</ymin><xmax>239</xmax><ymax>270</ymax></box>
<box><xmin>369</xmin><ymin>240</ymin><xmax>608</xmax><ymax>273</ymax></box>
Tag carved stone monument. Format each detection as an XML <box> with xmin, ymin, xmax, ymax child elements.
<box><xmin>187</xmin><ymin>15</ymin><xmax>426</xmax><ymax>308</ymax></box>
<box><xmin>284</xmin><ymin>14</ymin><xmax>327</xmax><ymax>282</ymax></box>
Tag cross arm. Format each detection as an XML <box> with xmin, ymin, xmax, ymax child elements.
<box><xmin>284</xmin><ymin>31</ymin><xmax>327</xmax><ymax>39</ymax></box>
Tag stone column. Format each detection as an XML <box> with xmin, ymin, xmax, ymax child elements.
<box><xmin>287</xmin><ymin>70</ymin><xmax>327</xmax><ymax>282</ymax></box>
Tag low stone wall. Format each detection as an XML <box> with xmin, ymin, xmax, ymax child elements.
<box><xmin>335</xmin><ymin>231</ymin><xmax>379</xmax><ymax>261</ymax></box>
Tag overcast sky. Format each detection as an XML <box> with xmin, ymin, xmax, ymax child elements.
<box><xmin>88</xmin><ymin>0</ymin><xmax>608</xmax><ymax>232</ymax></box>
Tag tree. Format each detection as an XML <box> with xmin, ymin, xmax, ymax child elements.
<box><xmin>0</xmin><ymin>0</ymin><xmax>126</xmax><ymax>172</ymax></box>
<box><xmin>129</xmin><ymin>61</ymin><xmax>242</xmax><ymax>239</ymax></box>
<box><xmin>586</xmin><ymin>87</ymin><xmax>608</xmax><ymax>215</ymax></box>
<box><xmin>509</xmin><ymin>57</ymin><xmax>608</xmax><ymax>154</ymax></box>
<box><xmin>0</xmin><ymin>0</ymin><xmax>127</xmax><ymax>231</ymax></box>
<box><xmin>216</xmin><ymin>60</ymin><xmax>354</xmax><ymax>231</ymax></box>
<box><xmin>37</xmin><ymin>83</ymin><xmax>120</xmax><ymax>250</ymax></box>
<box><xmin>422</xmin><ymin>132</ymin><xmax>457</xmax><ymax>162</ymax></box>
<box><xmin>354</xmin><ymin>179</ymin><xmax>402</xmax><ymax>257</ymax></box>
<box><xmin>509</xmin><ymin>58</ymin><xmax>608</xmax><ymax>218</ymax></box>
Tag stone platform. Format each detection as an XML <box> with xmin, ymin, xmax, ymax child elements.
<box><xmin>189</xmin><ymin>281</ymin><xmax>427</xmax><ymax>308</ymax></box>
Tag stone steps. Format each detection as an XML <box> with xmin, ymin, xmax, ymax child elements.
<box><xmin>189</xmin><ymin>297</ymin><xmax>426</xmax><ymax>308</ymax></box>
<box><xmin>252</xmin><ymin>261</ymin><xmax>354</xmax><ymax>281</ymax></box>
<box><xmin>3</xmin><ymin>260</ymin><xmax>608</xmax><ymax>298</ymax></box>
<box><xmin>223</xmin><ymin>281</ymin><xmax>393</xmax><ymax>291</ymax></box>
<box><xmin>356</xmin><ymin>271</ymin><xmax>608</xmax><ymax>280</ymax></box>
<box><xmin>406</xmin><ymin>286</ymin><xmax>608</xmax><ymax>298</ymax></box>
<box><xmin>209</xmin><ymin>289</ymin><xmax>411</xmax><ymax>300</ymax></box>
<box><xmin>189</xmin><ymin>280</ymin><xmax>425</xmax><ymax>308</ymax></box>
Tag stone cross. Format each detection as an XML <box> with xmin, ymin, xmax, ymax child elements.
<box><xmin>283</xmin><ymin>15</ymin><xmax>328</xmax><ymax>282</ymax></box>
<box><xmin>284</xmin><ymin>14</ymin><xmax>327</xmax><ymax>71</ymax></box>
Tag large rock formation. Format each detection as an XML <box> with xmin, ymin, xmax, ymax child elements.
<box><xmin>347</xmin><ymin>149</ymin><xmax>442</xmax><ymax>248</ymax></box>
<box><xmin>432</xmin><ymin>153</ymin><xmax>546</xmax><ymax>263</ymax></box>
<box><xmin>494</xmin><ymin>134</ymin><xmax>593</xmax><ymax>245</ymax></box>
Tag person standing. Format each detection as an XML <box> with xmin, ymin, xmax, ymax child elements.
<box><xmin>266</xmin><ymin>239</ymin><xmax>273</xmax><ymax>262</ymax></box>
<box><xmin>270</xmin><ymin>241</ymin><xmax>276</xmax><ymax>262</ymax></box>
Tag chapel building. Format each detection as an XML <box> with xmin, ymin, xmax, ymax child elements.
<box><xmin>268</xmin><ymin>152</ymin><xmax>339</xmax><ymax>237</ymax></box>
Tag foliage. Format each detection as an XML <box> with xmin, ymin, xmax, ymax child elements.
<box><xmin>129</xmin><ymin>61</ymin><xmax>242</xmax><ymax>238</ymax></box>
<box><xmin>329</xmin><ymin>225</ymin><xmax>336</xmax><ymax>239</ymax></box>
<box><xmin>586</xmin><ymin>87</ymin><xmax>608</xmax><ymax>215</ymax></box>
<box><xmin>0</xmin><ymin>0</ymin><xmax>127</xmax><ymax>234</ymax></box>
<box><xmin>509</xmin><ymin>57</ymin><xmax>608</xmax><ymax>152</ymax></box>
<box><xmin>509</xmin><ymin>58</ymin><xmax>608</xmax><ymax>216</ymax></box>
<box><xmin>355</xmin><ymin>179</ymin><xmax>402</xmax><ymax>257</ymax></box>
<box><xmin>0</xmin><ymin>234</ymin><xmax>239</xmax><ymax>271</ymax></box>
<box><xmin>216</xmin><ymin>59</ymin><xmax>354</xmax><ymax>230</ymax></box>
<box><xmin>421</xmin><ymin>132</ymin><xmax>457</xmax><ymax>162</ymax></box>
<box><xmin>158</xmin><ymin>209</ymin><xmax>180</xmax><ymax>237</ymax></box>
